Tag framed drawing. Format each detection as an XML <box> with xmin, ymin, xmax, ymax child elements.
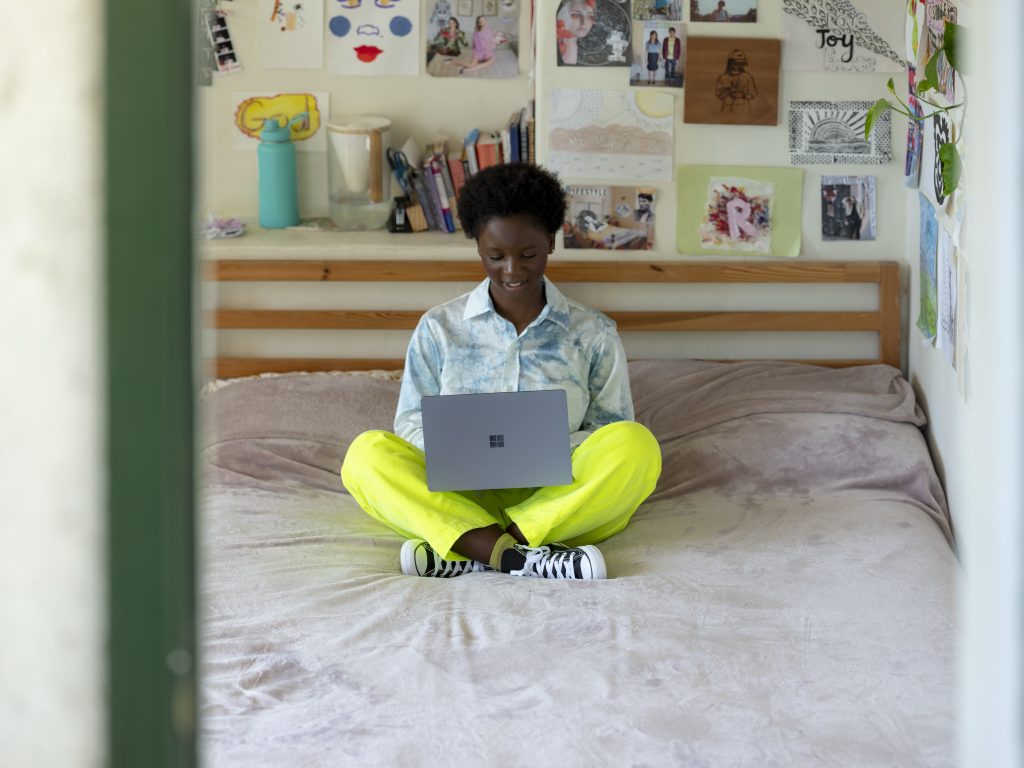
<box><xmin>457</xmin><ymin>0</ymin><xmax>473</xmax><ymax>16</ymax></box>
<box><xmin>481</xmin><ymin>0</ymin><xmax>497</xmax><ymax>16</ymax></box>
<box><xmin>677</xmin><ymin>165</ymin><xmax>803</xmax><ymax>257</ymax></box>
<box><xmin>788</xmin><ymin>100</ymin><xmax>892</xmax><ymax>165</ymax></box>
<box><xmin>683</xmin><ymin>36</ymin><xmax>780</xmax><ymax>125</ymax></box>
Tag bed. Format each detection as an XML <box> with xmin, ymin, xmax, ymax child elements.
<box><xmin>199</xmin><ymin>260</ymin><xmax>957</xmax><ymax>766</ymax></box>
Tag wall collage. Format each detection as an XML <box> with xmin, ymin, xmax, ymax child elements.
<box><xmin>198</xmin><ymin>0</ymin><xmax>968</xmax><ymax>387</ymax></box>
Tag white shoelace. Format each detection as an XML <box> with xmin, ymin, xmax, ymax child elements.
<box><xmin>425</xmin><ymin>546</ymin><xmax>484</xmax><ymax>577</ymax></box>
<box><xmin>510</xmin><ymin>546</ymin><xmax>579</xmax><ymax>579</ymax></box>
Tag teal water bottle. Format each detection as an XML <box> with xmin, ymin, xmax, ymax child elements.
<box><xmin>258</xmin><ymin>114</ymin><xmax>306</xmax><ymax>228</ymax></box>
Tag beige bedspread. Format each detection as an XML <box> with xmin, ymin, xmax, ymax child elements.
<box><xmin>199</xmin><ymin>361</ymin><xmax>956</xmax><ymax>767</ymax></box>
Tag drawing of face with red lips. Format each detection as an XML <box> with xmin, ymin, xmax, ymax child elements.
<box><xmin>329</xmin><ymin>0</ymin><xmax>416</xmax><ymax>74</ymax></box>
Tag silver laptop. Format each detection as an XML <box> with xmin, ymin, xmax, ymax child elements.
<box><xmin>421</xmin><ymin>390</ymin><xmax>573</xmax><ymax>492</ymax></box>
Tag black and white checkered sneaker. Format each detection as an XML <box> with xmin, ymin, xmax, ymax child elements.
<box><xmin>400</xmin><ymin>539</ymin><xmax>489</xmax><ymax>578</ymax></box>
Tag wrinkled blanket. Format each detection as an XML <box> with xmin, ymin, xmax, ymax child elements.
<box><xmin>200</xmin><ymin>361</ymin><xmax>957</xmax><ymax>767</ymax></box>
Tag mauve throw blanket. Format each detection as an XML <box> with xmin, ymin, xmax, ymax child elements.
<box><xmin>199</xmin><ymin>361</ymin><xmax>956</xmax><ymax>767</ymax></box>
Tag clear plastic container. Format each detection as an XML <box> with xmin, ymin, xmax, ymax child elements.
<box><xmin>327</xmin><ymin>115</ymin><xmax>392</xmax><ymax>230</ymax></box>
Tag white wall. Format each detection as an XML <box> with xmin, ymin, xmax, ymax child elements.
<box><xmin>0</xmin><ymin>1</ymin><xmax>106</xmax><ymax>766</ymax></box>
<box><xmin>958</xmin><ymin>1</ymin><xmax>1023</xmax><ymax>765</ymax></box>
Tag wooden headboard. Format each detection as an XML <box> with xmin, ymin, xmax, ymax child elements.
<box><xmin>203</xmin><ymin>259</ymin><xmax>901</xmax><ymax>379</ymax></box>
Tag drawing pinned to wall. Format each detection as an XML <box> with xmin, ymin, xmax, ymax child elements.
<box><xmin>231</xmin><ymin>92</ymin><xmax>328</xmax><ymax>151</ymax></box>
<box><xmin>920</xmin><ymin>109</ymin><xmax>954</xmax><ymax>213</ymax></box>
<box><xmin>426</xmin><ymin>0</ymin><xmax>519</xmax><ymax>78</ymax></box>
<box><xmin>327</xmin><ymin>0</ymin><xmax>420</xmax><ymax>76</ymax></box>
<box><xmin>556</xmin><ymin>0</ymin><xmax>633</xmax><ymax>67</ymax></box>
<box><xmin>630</xmin><ymin>21</ymin><xmax>685</xmax><ymax>87</ymax></box>
<box><xmin>683</xmin><ymin>37</ymin><xmax>780</xmax><ymax>126</ymax></box>
<box><xmin>259</xmin><ymin>0</ymin><xmax>324</xmax><ymax>68</ymax></box>
<box><xmin>699</xmin><ymin>177</ymin><xmax>774</xmax><ymax>252</ymax></box>
<box><xmin>921</xmin><ymin>0</ymin><xmax>956</xmax><ymax>99</ymax></box>
<box><xmin>204</xmin><ymin>9</ymin><xmax>243</xmax><ymax>73</ymax></box>
<box><xmin>781</xmin><ymin>0</ymin><xmax>903</xmax><ymax>73</ymax></box>
<box><xmin>821</xmin><ymin>176</ymin><xmax>876</xmax><ymax>241</ymax></box>
<box><xmin>689</xmin><ymin>0</ymin><xmax>757</xmax><ymax>23</ymax></box>
<box><xmin>917</xmin><ymin>192</ymin><xmax>938</xmax><ymax>340</ymax></box>
<box><xmin>904</xmin><ymin>66</ymin><xmax>925</xmax><ymax>188</ymax></box>
<box><xmin>935</xmin><ymin>226</ymin><xmax>957</xmax><ymax>368</ymax></box>
<box><xmin>677</xmin><ymin>165</ymin><xmax>803</xmax><ymax>257</ymax></box>
<box><xmin>633</xmin><ymin>0</ymin><xmax>682</xmax><ymax>21</ymax></box>
<box><xmin>547</xmin><ymin>89</ymin><xmax>674</xmax><ymax>181</ymax></box>
<box><xmin>788</xmin><ymin>100</ymin><xmax>891</xmax><ymax>165</ymax></box>
<box><xmin>562</xmin><ymin>186</ymin><xmax>656</xmax><ymax>249</ymax></box>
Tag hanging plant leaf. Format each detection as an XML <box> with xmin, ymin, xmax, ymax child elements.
<box><xmin>943</xmin><ymin>22</ymin><xmax>966</xmax><ymax>74</ymax></box>
<box><xmin>938</xmin><ymin>142</ymin><xmax>962</xmax><ymax>197</ymax></box>
<box><xmin>864</xmin><ymin>98</ymin><xmax>890</xmax><ymax>139</ymax></box>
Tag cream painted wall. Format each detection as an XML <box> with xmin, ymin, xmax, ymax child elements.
<box><xmin>0</xmin><ymin>1</ymin><xmax>105</xmax><ymax>766</ymax></box>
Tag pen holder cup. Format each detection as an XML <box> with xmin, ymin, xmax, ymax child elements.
<box><xmin>327</xmin><ymin>115</ymin><xmax>392</xmax><ymax>230</ymax></box>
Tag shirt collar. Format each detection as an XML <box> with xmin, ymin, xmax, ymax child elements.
<box><xmin>463</xmin><ymin>277</ymin><xmax>571</xmax><ymax>331</ymax></box>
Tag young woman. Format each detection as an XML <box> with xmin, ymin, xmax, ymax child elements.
<box><xmin>341</xmin><ymin>164</ymin><xmax>662</xmax><ymax>580</ymax></box>
<box><xmin>645</xmin><ymin>30</ymin><xmax>660</xmax><ymax>84</ymax></box>
<box><xmin>429</xmin><ymin>16</ymin><xmax>468</xmax><ymax>60</ymax></box>
<box><xmin>459</xmin><ymin>16</ymin><xmax>496</xmax><ymax>74</ymax></box>
<box><xmin>555</xmin><ymin>0</ymin><xmax>596</xmax><ymax>65</ymax></box>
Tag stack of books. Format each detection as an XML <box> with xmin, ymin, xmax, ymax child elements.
<box><xmin>403</xmin><ymin>102</ymin><xmax>535</xmax><ymax>233</ymax></box>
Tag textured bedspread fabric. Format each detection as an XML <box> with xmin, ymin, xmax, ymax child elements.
<box><xmin>199</xmin><ymin>362</ymin><xmax>957</xmax><ymax>767</ymax></box>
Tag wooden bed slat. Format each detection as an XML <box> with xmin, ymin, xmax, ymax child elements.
<box><xmin>207</xmin><ymin>259</ymin><xmax>884</xmax><ymax>284</ymax></box>
<box><xmin>203</xmin><ymin>259</ymin><xmax>902</xmax><ymax>375</ymax></box>
<box><xmin>208</xmin><ymin>308</ymin><xmax>884</xmax><ymax>332</ymax></box>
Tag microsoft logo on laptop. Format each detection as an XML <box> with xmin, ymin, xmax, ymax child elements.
<box><xmin>489</xmin><ymin>434</ymin><xmax>505</xmax><ymax>448</ymax></box>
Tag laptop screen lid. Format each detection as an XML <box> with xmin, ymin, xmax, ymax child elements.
<box><xmin>421</xmin><ymin>390</ymin><xmax>573</xmax><ymax>492</ymax></box>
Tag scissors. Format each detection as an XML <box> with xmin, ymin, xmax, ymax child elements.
<box><xmin>386</xmin><ymin>148</ymin><xmax>413</xmax><ymax>196</ymax></box>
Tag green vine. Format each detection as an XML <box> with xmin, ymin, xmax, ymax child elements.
<box><xmin>865</xmin><ymin>20</ymin><xmax>966</xmax><ymax>196</ymax></box>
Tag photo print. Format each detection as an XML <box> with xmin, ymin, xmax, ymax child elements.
<box><xmin>690</xmin><ymin>0</ymin><xmax>757</xmax><ymax>23</ymax></box>
<box><xmin>547</xmin><ymin>89</ymin><xmax>674</xmax><ymax>181</ymax></box>
<box><xmin>683</xmin><ymin>36</ymin><xmax>780</xmax><ymax>125</ymax></box>
<box><xmin>632</xmin><ymin>0</ymin><xmax>682</xmax><ymax>21</ymax></box>
<box><xmin>563</xmin><ymin>186</ymin><xmax>656</xmax><ymax>249</ymax></box>
<box><xmin>677</xmin><ymin>165</ymin><xmax>803</xmax><ymax>257</ymax></box>
<box><xmin>327</xmin><ymin>0</ymin><xmax>420</xmax><ymax>76</ymax></box>
<box><xmin>204</xmin><ymin>10</ymin><xmax>242</xmax><ymax>73</ymax></box>
<box><xmin>821</xmin><ymin>176</ymin><xmax>876</xmax><ymax>241</ymax></box>
<box><xmin>426</xmin><ymin>0</ymin><xmax>519</xmax><ymax>78</ymax></box>
<box><xmin>630</xmin><ymin>20</ymin><xmax>685</xmax><ymax>87</ymax></box>
<box><xmin>781</xmin><ymin>0</ymin><xmax>904</xmax><ymax>73</ymax></box>
<box><xmin>788</xmin><ymin>100</ymin><xmax>892</xmax><ymax>165</ymax></box>
<box><xmin>556</xmin><ymin>0</ymin><xmax>634</xmax><ymax>67</ymax></box>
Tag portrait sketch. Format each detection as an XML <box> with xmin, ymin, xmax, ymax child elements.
<box><xmin>683</xmin><ymin>36</ymin><xmax>780</xmax><ymax>125</ymax></box>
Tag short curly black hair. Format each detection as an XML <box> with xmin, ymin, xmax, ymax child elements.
<box><xmin>456</xmin><ymin>163</ymin><xmax>567</xmax><ymax>240</ymax></box>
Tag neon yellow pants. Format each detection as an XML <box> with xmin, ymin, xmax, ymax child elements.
<box><xmin>341</xmin><ymin>421</ymin><xmax>662</xmax><ymax>560</ymax></box>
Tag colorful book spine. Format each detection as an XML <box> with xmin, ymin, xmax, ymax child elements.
<box><xmin>427</xmin><ymin>157</ymin><xmax>455</xmax><ymax>232</ymax></box>
<box><xmin>463</xmin><ymin>128</ymin><xmax>481</xmax><ymax>176</ymax></box>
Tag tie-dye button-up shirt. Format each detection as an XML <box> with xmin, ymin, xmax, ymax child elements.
<box><xmin>394</xmin><ymin>277</ymin><xmax>634</xmax><ymax>451</ymax></box>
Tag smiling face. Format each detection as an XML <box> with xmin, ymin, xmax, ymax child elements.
<box><xmin>476</xmin><ymin>214</ymin><xmax>554</xmax><ymax>321</ymax></box>
<box><xmin>328</xmin><ymin>0</ymin><xmax>415</xmax><ymax>72</ymax></box>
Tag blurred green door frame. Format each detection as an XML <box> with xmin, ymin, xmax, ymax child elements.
<box><xmin>106</xmin><ymin>0</ymin><xmax>196</xmax><ymax>765</ymax></box>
